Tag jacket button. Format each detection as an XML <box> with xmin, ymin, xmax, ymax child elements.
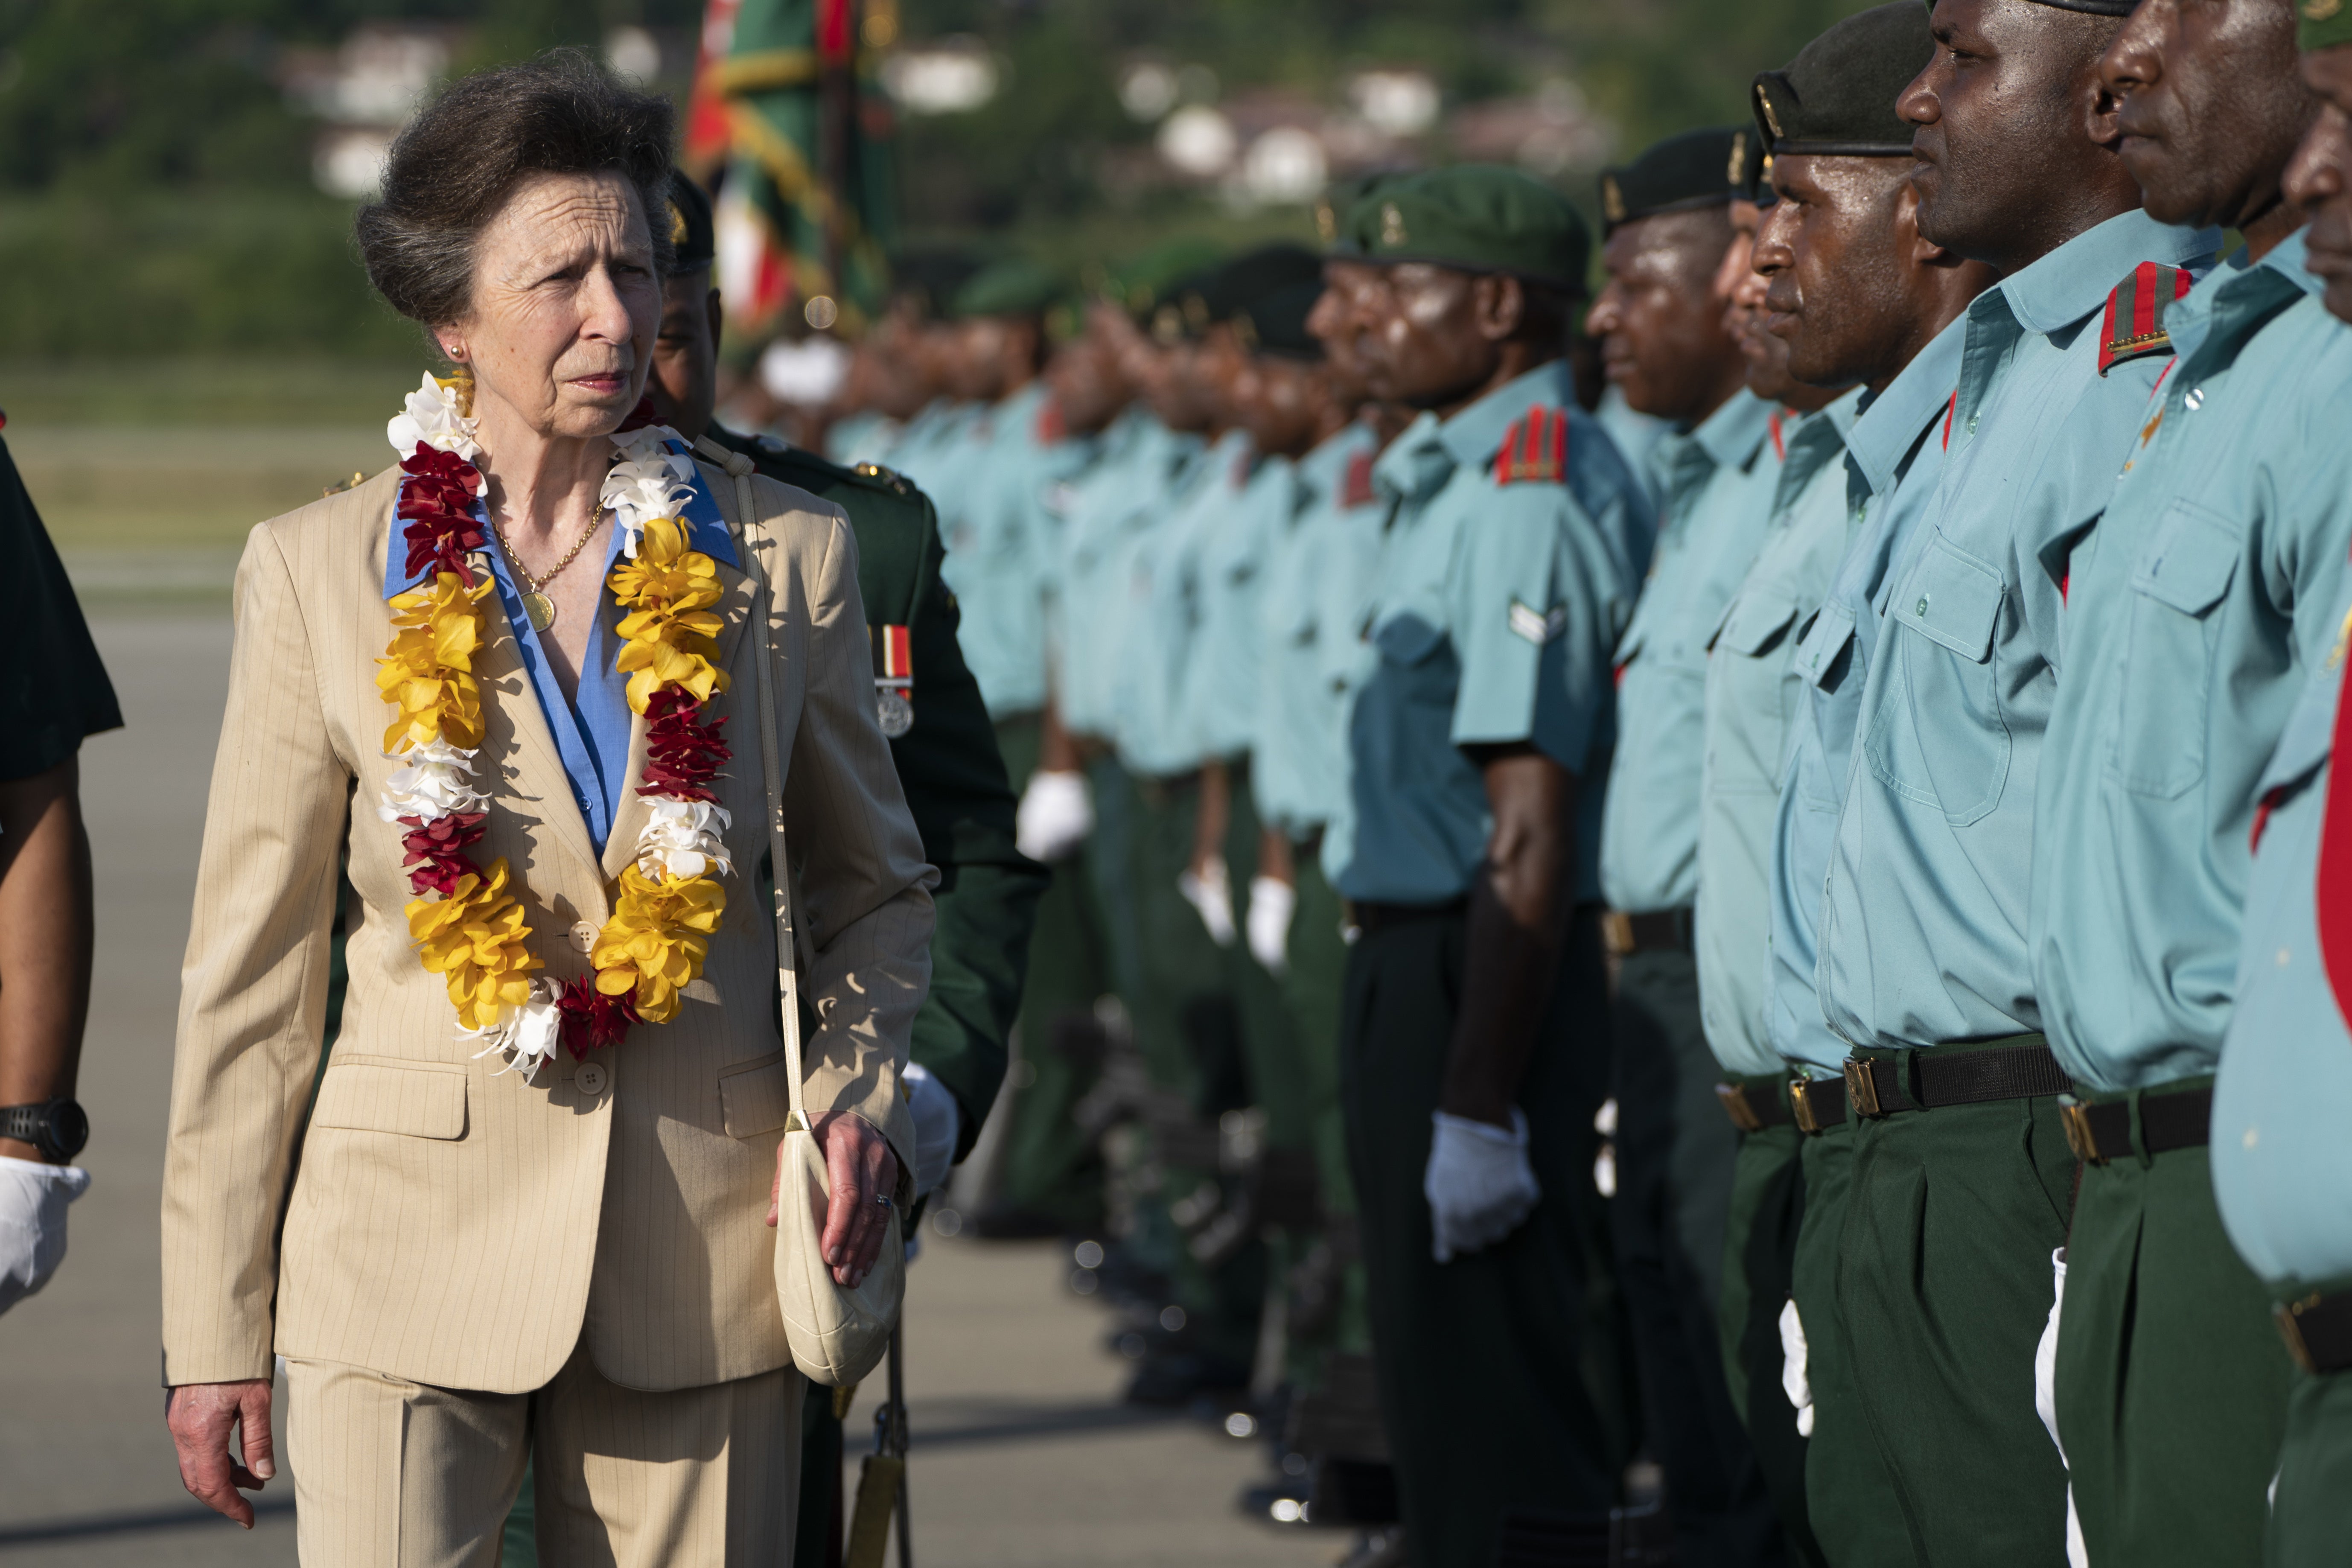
<box><xmin>570</xmin><ymin>921</ymin><xmax>598</xmax><ymax>953</ymax></box>
<box><xmin>576</xmin><ymin>1061</ymin><xmax>609</xmax><ymax>1096</ymax></box>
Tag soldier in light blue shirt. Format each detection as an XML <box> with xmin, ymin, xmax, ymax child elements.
<box><xmin>2029</xmin><ymin>7</ymin><xmax>2338</xmax><ymax>1557</ymax></box>
<box><xmin>1317</xmin><ymin>166</ymin><xmax>1651</xmax><ymax>1565</ymax></box>
<box><xmin>1806</xmin><ymin>0</ymin><xmax>2222</xmax><ymax>1554</ymax></box>
<box><xmin>1584</xmin><ymin>126</ymin><xmax>1789</xmax><ymax>1565</ymax></box>
<box><xmin>2208</xmin><ymin>25</ymin><xmax>2352</xmax><ymax>1568</ymax></box>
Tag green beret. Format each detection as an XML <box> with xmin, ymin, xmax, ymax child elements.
<box><xmin>1600</xmin><ymin>127</ymin><xmax>1741</xmax><ymax>233</ymax></box>
<box><xmin>949</xmin><ymin>259</ymin><xmax>1066</xmax><ymax>320</ymax></box>
<box><xmin>1728</xmin><ymin>127</ymin><xmax>1776</xmax><ymax>208</ymax></box>
<box><xmin>1341</xmin><ymin>164</ymin><xmax>1592</xmax><ymax>289</ymax></box>
<box><xmin>1096</xmin><ymin>237</ymin><xmax>1227</xmax><ymax>323</ymax></box>
<box><xmin>1756</xmin><ymin>2</ymin><xmax>1932</xmax><ymax>158</ymax></box>
<box><xmin>666</xmin><ymin>169</ymin><xmax>715</xmax><ymax>271</ymax></box>
<box><xmin>1236</xmin><ymin>280</ymin><xmax>1325</xmax><ymax>359</ymax></box>
<box><xmin>1319</xmin><ymin>172</ymin><xmax>1405</xmax><ymax>256</ymax></box>
<box><xmin>1208</xmin><ymin>245</ymin><xmax>1326</xmax><ymax>357</ymax></box>
<box><xmin>2303</xmin><ymin>0</ymin><xmax>2352</xmax><ymax>52</ymax></box>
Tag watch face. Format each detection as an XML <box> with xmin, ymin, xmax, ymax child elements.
<box><xmin>45</xmin><ymin>1100</ymin><xmax>87</xmax><ymax>1160</ymax></box>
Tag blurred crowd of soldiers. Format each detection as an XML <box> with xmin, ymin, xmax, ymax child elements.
<box><xmin>711</xmin><ymin>0</ymin><xmax>2352</xmax><ymax>1563</ymax></box>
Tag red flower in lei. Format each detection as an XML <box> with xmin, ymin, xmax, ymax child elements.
<box><xmin>398</xmin><ymin>812</ymin><xmax>487</xmax><ymax>898</ymax></box>
<box><xmin>639</xmin><ymin>686</ymin><xmax>732</xmax><ymax>803</ymax></box>
<box><xmin>398</xmin><ymin>443</ymin><xmax>487</xmax><ymax>585</ymax></box>
<box><xmin>556</xmin><ymin>978</ymin><xmax>642</xmax><ymax>1058</ymax></box>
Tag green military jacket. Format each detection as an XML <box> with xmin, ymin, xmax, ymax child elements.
<box><xmin>705</xmin><ymin>424</ymin><xmax>1044</xmax><ymax>1159</ymax></box>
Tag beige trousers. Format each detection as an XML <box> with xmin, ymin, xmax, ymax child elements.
<box><xmin>283</xmin><ymin>1344</ymin><xmax>802</xmax><ymax>1566</ymax></box>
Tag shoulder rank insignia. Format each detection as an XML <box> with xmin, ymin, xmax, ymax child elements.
<box><xmin>1494</xmin><ymin>406</ymin><xmax>1568</xmax><ymax>486</ymax></box>
<box><xmin>853</xmin><ymin>460</ymin><xmax>912</xmax><ymax>496</ymax></box>
<box><xmin>1341</xmin><ymin>449</ymin><xmax>1378</xmax><ymax>509</ymax></box>
<box><xmin>1035</xmin><ymin>399</ymin><xmax>1066</xmax><ymax>445</ymax></box>
<box><xmin>2098</xmin><ymin>262</ymin><xmax>2193</xmax><ymax>377</ymax></box>
<box><xmin>1509</xmin><ymin>599</ymin><xmax>1568</xmax><ymax>644</ymax></box>
<box><xmin>869</xmin><ymin>623</ymin><xmax>914</xmax><ymax>738</ymax></box>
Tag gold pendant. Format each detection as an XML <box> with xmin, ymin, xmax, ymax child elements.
<box><xmin>523</xmin><ymin>591</ymin><xmax>556</xmax><ymax>633</ymax></box>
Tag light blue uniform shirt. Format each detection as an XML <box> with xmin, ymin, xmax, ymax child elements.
<box><xmin>825</xmin><ymin>409</ymin><xmax>901</xmax><ymax>469</ymax></box>
<box><xmin>1696</xmin><ymin>391</ymin><xmax>1862</xmax><ymax>1076</ymax></box>
<box><xmin>939</xmin><ymin>382</ymin><xmax>1092</xmax><ymax>719</ymax></box>
<box><xmin>382</xmin><ymin>439</ymin><xmax>740</xmax><ymax>854</ymax></box>
<box><xmin>1255</xmin><ymin>423</ymin><xmax>1382</xmax><ymax>839</ymax></box>
<box><xmin>2212</xmin><ymin>577</ymin><xmax>2352</xmax><ymax>1286</ymax></box>
<box><xmin>1596</xmin><ymin>384</ymin><xmax>1672</xmax><ymax>517</ymax></box>
<box><xmin>1818</xmin><ymin>209</ymin><xmax>2219</xmax><ymax>1054</ymax></box>
<box><xmin>1053</xmin><ymin>410</ymin><xmax>1199</xmax><ymax>742</ymax></box>
<box><xmin>1767</xmin><ymin>323</ymin><xmax>1969</xmax><ymax>1074</ymax></box>
<box><xmin>1112</xmin><ymin>428</ymin><xmax>1249</xmax><ymax>778</ymax></box>
<box><xmin>1599</xmin><ymin>389</ymin><xmax>1781</xmax><ymax>914</ymax></box>
<box><xmin>1184</xmin><ymin>446</ymin><xmax>1299</xmax><ymax>764</ymax></box>
<box><xmin>2035</xmin><ymin>235</ymin><xmax>2352</xmax><ymax>1093</ymax></box>
<box><xmin>1323</xmin><ymin>362</ymin><xmax>1652</xmax><ymax>906</ymax></box>
<box><xmin>884</xmin><ymin>398</ymin><xmax>983</xmax><ymax>499</ymax></box>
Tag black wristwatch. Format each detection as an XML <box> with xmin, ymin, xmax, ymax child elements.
<box><xmin>0</xmin><ymin>1099</ymin><xmax>88</xmax><ymax>1163</ymax></box>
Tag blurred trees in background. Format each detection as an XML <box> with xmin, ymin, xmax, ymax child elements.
<box><xmin>0</xmin><ymin>0</ymin><xmax>1864</xmax><ymax>360</ymax></box>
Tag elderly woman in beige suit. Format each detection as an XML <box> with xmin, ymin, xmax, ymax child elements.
<box><xmin>157</xmin><ymin>53</ymin><xmax>935</xmax><ymax>1562</ymax></box>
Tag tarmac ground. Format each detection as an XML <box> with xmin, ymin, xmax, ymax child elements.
<box><xmin>0</xmin><ymin>605</ymin><xmax>1337</xmax><ymax>1567</ymax></box>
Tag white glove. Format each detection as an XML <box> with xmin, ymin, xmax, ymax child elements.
<box><xmin>1015</xmin><ymin>769</ymin><xmax>1093</xmax><ymax>863</ymax></box>
<box><xmin>2034</xmin><ymin>1247</ymin><xmax>2090</xmax><ymax>1568</ymax></box>
<box><xmin>1246</xmin><ymin>875</ymin><xmax>1296</xmax><ymax>974</ymax></box>
<box><xmin>1780</xmin><ymin>1297</ymin><xmax>1814</xmax><ymax>1437</ymax></box>
<box><xmin>902</xmin><ymin>1063</ymin><xmax>962</xmax><ymax>1200</ymax></box>
<box><xmin>1178</xmin><ymin>855</ymin><xmax>1237</xmax><ymax>947</ymax></box>
<box><xmin>1424</xmin><ymin>1108</ymin><xmax>1540</xmax><ymax>1262</ymax></box>
<box><xmin>0</xmin><ymin>1155</ymin><xmax>91</xmax><ymax>1315</ymax></box>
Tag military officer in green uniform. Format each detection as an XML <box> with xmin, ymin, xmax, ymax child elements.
<box><xmin>627</xmin><ymin>172</ymin><xmax>1046</xmax><ymax>1568</ymax></box>
<box><xmin>1320</xmin><ymin>165</ymin><xmax>1652</xmax><ymax>1565</ymax></box>
<box><xmin>2206</xmin><ymin>26</ymin><xmax>2352</xmax><ymax>1566</ymax></box>
<box><xmin>2030</xmin><ymin>3</ymin><xmax>2335</xmax><ymax>1559</ymax></box>
<box><xmin>1587</xmin><ymin>125</ymin><xmax>1785</xmax><ymax>1565</ymax></box>
<box><xmin>1807</xmin><ymin>0</ymin><xmax>2220</xmax><ymax>1556</ymax></box>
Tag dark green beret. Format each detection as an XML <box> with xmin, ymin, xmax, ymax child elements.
<box><xmin>1340</xmin><ymin>164</ymin><xmax>1592</xmax><ymax>289</ymax></box>
<box><xmin>949</xmin><ymin>259</ymin><xmax>1066</xmax><ymax>320</ymax></box>
<box><xmin>666</xmin><ymin>169</ymin><xmax>715</xmax><ymax>271</ymax></box>
<box><xmin>1756</xmin><ymin>3</ymin><xmax>1932</xmax><ymax>157</ymax></box>
<box><xmin>1209</xmin><ymin>244</ymin><xmax>1325</xmax><ymax>358</ymax></box>
<box><xmin>1319</xmin><ymin>172</ymin><xmax>1405</xmax><ymax>256</ymax></box>
<box><xmin>1600</xmin><ymin>127</ymin><xmax>1741</xmax><ymax>233</ymax></box>
<box><xmin>2304</xmin><ymin>0</ymin><xmax>2352</xmax><ymax>52</ymax></box>
<box><xmin>1096</xmin><ymin>237</ymin><xmax>1227</xmax><ymax>324</ymax></box>
<box><xmin>1728</xmin><ymin>127</ymin><xmax>1777</xmax><ymax>208</ymax></box>
<box><xmin>1236</xmin><ymin>280</ymin><xmax>1324</xmax><ymax>359</ymax></box>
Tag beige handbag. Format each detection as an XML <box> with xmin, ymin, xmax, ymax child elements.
<box><xmin>719</xmin><ymin>443</ymin><xmax>905</xmax><ymax>1387</ymax></box>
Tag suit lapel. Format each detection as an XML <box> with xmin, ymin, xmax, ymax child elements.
<box><xmin>599</xmin><ymin>553</ymin><xmax>757</xmax><ymax>881</ymax></box>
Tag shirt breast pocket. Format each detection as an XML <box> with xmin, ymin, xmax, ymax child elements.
<box><xmin>2112</xmin><ymin>501</ymin><xmax>2241</xmax><ymax>799</ymax></box>
<box><xmin>1866</xmin><ymin>532</ymin><xmax>2010</xmax><ymax>826</ymax></box>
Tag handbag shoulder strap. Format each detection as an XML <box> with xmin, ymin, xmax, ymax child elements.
<box><xmin>697</xmin><ymin>436</ymin><xmax>809</xmax><ymax>1128</ymax></box>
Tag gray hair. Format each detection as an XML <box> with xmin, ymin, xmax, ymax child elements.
<box><xmin>355</xmin><ymin>49</ymin><xmax>676</xmax><ymax>329</ymax></box>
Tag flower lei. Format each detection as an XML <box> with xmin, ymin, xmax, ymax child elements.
<box><xmin>377</xmin><ymin>374</ymin><xmax>735</xmax><ymax>1081</ymax></box>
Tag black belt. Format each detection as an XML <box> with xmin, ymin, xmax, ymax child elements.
<box><xmin>1348</xmin><ymin>897</ymin><xmax>1466</xmax><ymax>936</ymax></box>
<box><xmin>1602</xmin><ymin>908</ymin><xmax>1691</xmax><ymax>956</ymax></box>
<box><xmin>1715</xmin><ymin>1077</ymin><xmax>1795</xmax><ymax>1133</ymax></box>
<box><xmin>1842</xmin><ymin>1035</ymin><xmax>2072</xmax><ymax>1118</ymax></box>
<box><xmin>2061</xmin><ymin>1084</ymin><xmax>2213</xmax><ymax>1165</ymax></box>
<box><xmin>2277</xmin><ymin>1289</ymin><xmax>2352</xmax><ymax>1375</ymax></box>
<box><xmin>1789</xmin><ymin>1075</ymin><xmax>1848</xmax><ymax>1134</ymax></box>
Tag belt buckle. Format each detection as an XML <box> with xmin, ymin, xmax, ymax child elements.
<box><xmin>1789</xmin><ymin>1078</ymin><xmax>1822</xmax><ymax>1135</ymax></box>
<box><xmin>1842</xmin><ymin>1058</ymin><xmax>1883</xmax><ymax>1119</ymax></box>
<box><xmin>2060</xmin><ymin>1101</ymin><xmax>2105</xmax><ymax>1165</ymax></box>
<box><xmin>1601</xmin><ymin>911</ymin><xmax>1635</xmax><ymax>957</ymax></box>
<box><xmin>1715</xmin><ymin>1083</ymin><xmax>1763</xmax><ymax>1134</ymax></box>
<box><xmin>2276</xmin><ymin>1294</ymin><xmax>2323</xmax><ymax>1375</ymax></box>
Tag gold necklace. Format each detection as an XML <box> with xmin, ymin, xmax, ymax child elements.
<box><xmin>490</xmin><ymin>507</ymin><xmax>603</xmax><ymax>632</ymax></box>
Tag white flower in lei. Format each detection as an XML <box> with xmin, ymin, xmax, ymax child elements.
<box><xmin>602</xmin><ymin>424</ymin><xmax>697</xmax><ymax>557</ymax></box>
<box><xmin>377</xmin><ymin>738</ymin><xmax>491</xmax><ymax>823</ymax></box>
<box><xmin>463</xmin><ymin>977</ymin><xmax>565</xmax><ymax>1083</ymax></box>
<box><xmin>635</xmin><ymin>798</ymin><xmax>736</xmax><ymax>882</ymax></box>
<box><xmin>386</xmin><ymin>372</ymin><xmax>481</xmax><ymax>460</ymax></box>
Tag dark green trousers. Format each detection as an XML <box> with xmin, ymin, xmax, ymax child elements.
<box><xmin>1840</xmin><ymin>1046</ymin><xmax>2074</xmax><ymax>1567</ymax></box>
<box><xmin>1340</xmin><ymin>903</ymin><xmax>1619</xmax><ymax>1566</ymax></box>
<box><xmin>1611</xmin><ymin>950</ymin><xmax>1780</xmax><ymax>1565</ymax></box>
<box><xmin>1284</xmin><ymin>849</ymin><xmax>1372</xmax><ymax>1382</ymax></box>
<box><xmin>1792</xmin><ymin>1115</ymin><xmax>1915</xmax><ymax>1568</ymax></box>
<box><xmin>2268</xmin><ymin>1320</ymin><xmax>2352</xmax><ymax>1568</ymax></box>
<box><xmin>986</xmin><ymin>714</ymin><xmax>1112</xmax><ymax>1232</ymax></box>
<box><xmin>1719</xmin><ymin>1077</ymin><xmax>1824</xmax><ymax>1568</ymax></box>
<box><xmin>2054</xmin><ymin>1081</ymin><xmax>2290</xmax><ymax>1568</ymax></box>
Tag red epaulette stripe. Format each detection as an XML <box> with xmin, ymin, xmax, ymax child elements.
<box><xmin>2101</xmin><ymin>284</ymin><xmax>2122</xmax><ymax>370</ymax></box>
<box><xmin>2134</xmin><ymin>260</ymin><xmax>2161</xmax><ymax>343</ymax></box>
<box><xmin>1942</xmin><ymin>390</ymin><xmax>1958</xmax><ymax>451</ymax></box>
<box><xmin>1769</xmin><ymin>409</ymin><xmax>1786</xmax><ymax>462</ymax></box>
<box><xmin>1495</xmin><ymin>417</ymin><xmax>1521</xmax><ymax>484</ymax></box>
<box><xmin>1549</xmin><ymin>406</ymin><xmax>1566</xmax><ymax>476</ymax></box>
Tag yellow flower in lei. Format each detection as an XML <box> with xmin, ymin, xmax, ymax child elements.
<box><xmin>590</xmin><ymin>864</ymin><xmax>727</xmax><ymax>1024</ymax></box>
<box><xmin>610</xmin><ymin>515</ymin><xmax>731</xmax><ymax>713</ymax></box>
<box><xmin>407</xmin><ymin>859</ymin><xmax>541</xmax><ymax>1030</ymax></box>
<box><xmin>376</xmin><ymin>570</ymin><xmax>491</xmax><ymax>752</ymax></box>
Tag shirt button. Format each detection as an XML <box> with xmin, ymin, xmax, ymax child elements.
<box><xmin>571</xmin><ymin>921</ymin><xmax>599</xmax><ymax>953</ymax></box>
<box><xmin>576</xmin><ymin>1061</ymin><xmax>609</xmax><ymax>1096</ymax></box>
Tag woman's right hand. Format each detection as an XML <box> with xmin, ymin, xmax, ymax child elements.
<box><xmin>767</xmin><ymin>1110</ymin><xmax>901</xmax><ymax>1288</ymax></box>
<box><xmin>165</xmin><ymin>1378</ymin><xmax>275</xmax><ymax>1527</ymax></box>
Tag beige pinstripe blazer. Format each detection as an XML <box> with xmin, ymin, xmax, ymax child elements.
<box><xmin>160</xmin><ymin>457</ymin><xmax>936</xmax><ymax>1395</ymax></box>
